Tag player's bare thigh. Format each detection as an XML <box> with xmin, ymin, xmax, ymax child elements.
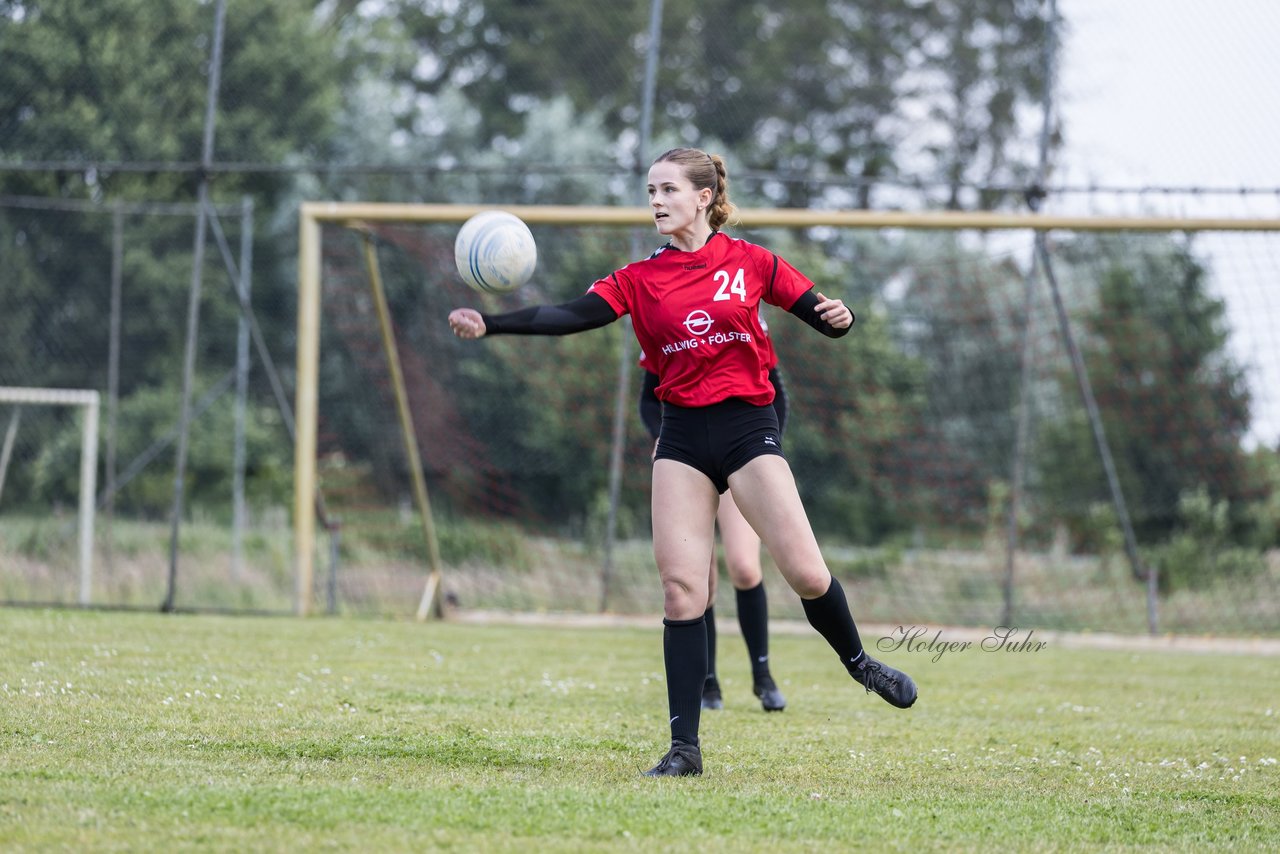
<box><xmin>717</xmin><ymin>489</ymin><xmax>764</xmax><ymax>590</ymax></box>
<box><xmin>725</xmin><ymin>455</ymin><xmax>830</xmax><ymax>598</ymax></box>
<box><xmin>652</xmin><ymin>458</ymin><xmax>718</xmax><ymax>619</ymax></box>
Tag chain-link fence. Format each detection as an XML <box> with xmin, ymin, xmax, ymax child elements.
<box><xmin>2</xmin><ymin>1</ymin><xmax>1278</xmax><ymax>633</ymax></box>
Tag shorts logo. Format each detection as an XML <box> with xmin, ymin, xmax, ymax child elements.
<box><xmin>764</xmin><ymin>435</ymin><xmax>778</xmax><ymax>447</ymax></box>
<box><xmin>683</xmin><ymin>310</ymin><xmax>713</xmax><ymax>336</ymax></box>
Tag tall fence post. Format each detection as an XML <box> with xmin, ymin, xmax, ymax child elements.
<box><xmin>231</xmin><ymin>195</ymin><xmax>254</xmax><ymax>582</ymax></box>
<box><xmin>106</xmin><ymin>206</ymin><xmax>123</xmax><ymax>573</ymax></box>
<box><xmin>164</xmin><ymin>0</ymin><xmax>227</xmax><ymax>613</ymax></box>
<box><xmin>601</xmin><ymin>0</ymin><xmax>664</xmax><ymax>612</ymax></box>
<box><xmin>1002</xmin><ymin>0</ymin><xmax>1058</xmax><ymax>627</ymax></box>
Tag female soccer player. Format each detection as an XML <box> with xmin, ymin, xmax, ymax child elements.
<box><xmin>638</xmin><ymin>344</ymin><xmax>787</xmax><ymax>714</ymax></box>
<box><xmin>449</xmin><ymin>147</ymin><xmax>916</xmax><ymax>778</ymax></box>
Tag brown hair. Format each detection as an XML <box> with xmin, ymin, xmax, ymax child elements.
<box><xmin>652</xmin><ymin>147</ymin><xmax>739</xmax><ymax>231</ymax></box>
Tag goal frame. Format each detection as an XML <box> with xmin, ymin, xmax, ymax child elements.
<box><xmin>295</xmin><ymin>202</ymin><xmax>1280</xmax><ymax>617</ymax></box>
<box><xmin>0</xmin><ymin>386</ymin><xmax>100</xmax><ymax>604</ymax></box>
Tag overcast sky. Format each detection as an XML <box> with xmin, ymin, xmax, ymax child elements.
<box><xmin>1057</xmin><ymin>0</ymin><xmax>1280</xmax><ymax>197</ymax></box>
<box><xmin>1054</xmin><ymin>0</ymin><xmax>1280</xmax><ymax>445</ymax></box>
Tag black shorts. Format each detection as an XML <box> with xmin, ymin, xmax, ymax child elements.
<box><xmin>655</xmin><ymin>398</ymin><xmax>785</xmax><ymax>494</ymax></box>
<box><xmin>640</xmin><ymin>366</ymin><xmax>788</xmax><ymax>440</ymax></box>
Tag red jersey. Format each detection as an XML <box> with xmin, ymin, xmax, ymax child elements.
<box><xmin>591</xmin><ymin>232</ymin><xmax>812</xmax><ymax>407</ymax></box>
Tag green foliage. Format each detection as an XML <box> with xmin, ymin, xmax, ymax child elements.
<box><xmin>353</xmin><ymin>0</ymin><xmax>1055</xmax><ymax>207</ymax></box>
<box><xmin>1073</xmin><ymin>501</ymin><xmax>1125</xmax><ymax>556</ymax></box>
<box><xmin>887</xmin><ymin>233</ymin><xmax>1028</xmax><ymax>530</ymax></box>
<box><xmin>0</xmin><ymin>0</ymin><xmax>342</xmax><ymax>193</ymax></box>
<box><xmin>5</xmin><ymin>0</ymin><xmax>1271</xmax><ymax>600</ymax></box>
<box><xmin>437</xmin><ymin>518</ymin><xmax>532</xmax><ymax>570</ymax></box>
<box><xmin>1242</xmin><ymin>444</ymin><xmax>1280</xmax><ymax>549</ymax></box>
<box><xmin>1151</xmin><ymin>486</ymin><xmax>1266</xmax><ymax>594</ymax></box>
<box><xmin>777</xmin><ymin>291</ymin><xmax>925</xmax><ymax>542</ymax></box>
<box><xmin>2</xmin><ymin>0</ymin><xmax>1067</xmax><ymax>551</ymax></box>
<box><xmin>826</xmin><ymin>546</ymin><xmax>901</xmax><ymax>582</ymax></box>
<box><xmin>334</xmin><ymin>514</ymin><xmax>534</xmax><ymax>572</ymax></box>
<box><xmin>5</xmin><ymin>516</ymin><xmax>66</xmax><ymax>561</ymax></box>
<box><xmin>0</xmin><ymin>0</ymin><xmax>345</xmax><ymax>401</ymax></box>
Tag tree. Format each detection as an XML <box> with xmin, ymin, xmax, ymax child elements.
<box><xmin>0</xmin><ymin>0</ymin><xmax>346</xmax><ymax>512</ymax></box>
<box><xmin>764</xmin><ymin>238</ymin><xmax>926</xmax><ymax>542</ymax></box>
<box><xmin>1</xmin><ymin>0</ymin><xmax>345</xmax><ymax>391</ymax></box>
<box><xmin>881</xmin><ymin>233</ymin><xmax>1028</xmax><ymax>529</ymax></box>
<box><xmin>1036</xmin><ymin>235</ymin><xmax>1253</xmax><ymax>545</ymax></box>
<box><xmin>343</xmin><ymin>0</ymin><xmax>1057</xmax><ymax>209</ymax></box>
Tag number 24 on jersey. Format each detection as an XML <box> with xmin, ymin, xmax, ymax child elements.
<box><xmin>713</xmin><ymin>268</ymin><xmax>747</xmax><ymax>302</ymax></box>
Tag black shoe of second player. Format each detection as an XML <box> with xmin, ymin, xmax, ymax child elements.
<box><xmin>701</xmin><ymin>677</ymin><xmax>724</xmax><ymax>711</ymax></box>
<box><xmin>753</xmin><ymin>675</ymin><xmax>787</xmax><ymax>712</ymax></box>
<box><xmin>642</xmin><ymin>743</ymin><xmax>703</xmax><ymax>777</ymax></box>
<box><xmin>850</xmin><ymin>655</ymin><xmax>917</xmax><ymax>708</ymax></box>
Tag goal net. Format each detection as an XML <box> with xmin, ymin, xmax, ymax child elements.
<box><xmin>0</xmin><ymin>387</ymin><xmax>99</xmax><ymax>604</ymax></box>
<box><xmin>301</xmin><ymin>204</ymin><xmax>1280</xmax><ymax>635</ymax></box>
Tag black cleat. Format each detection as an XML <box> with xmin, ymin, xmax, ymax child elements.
<box><xmin>753</xmin><ymin>675</ymin><xmax>787</xmax><ymax>712</ymax></box>
<box><xmin>850</xmin><ymin>654</ymin><xmax>917</xmax><ymax>708</ymax></box>
<box><xmin>701</xmin><ymin>677</ymin><xmax>724</xmax><ymax>711</ymax></box>
<box><xmin>642</xmin><ymin>743</ymin><xmax>703</xmax><ymax>777</ymax></box>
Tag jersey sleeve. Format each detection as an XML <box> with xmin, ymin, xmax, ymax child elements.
<box><xmin>787</xmin><ymin>288</ymin><xmax>851</xmax><ymax>338</ymax></box>
<box><xmin>587</xmin><ymin>269</ymin><xmax>632</xmax><ymax>317</ymax></box>
<box><xmin>480</xmin><ymin>293</ymin><xmax>618</xmax><ymax>336</ymax></box>
<box><xmin>762</xmin><ymin>250</ymin><xmax>817</xmax><ymax>310</ymax></box>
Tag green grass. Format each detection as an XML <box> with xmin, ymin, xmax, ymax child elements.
<box><xmin>1</xmin><ymin>609</ymin><xmax>1277</xmax><ymax>851</ymax></box>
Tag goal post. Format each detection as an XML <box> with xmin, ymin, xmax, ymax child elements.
<box><xmin>295</xmin><ymin>202</ymin><xmax>1280</xmax><ymax>621</ymax></box>
<box><xmin>0</xmin><ymin>386</ymin><xmax>100</xmax><ymax>604</ymax></box>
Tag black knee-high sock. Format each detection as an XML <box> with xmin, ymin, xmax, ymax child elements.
<box><xmin>663</xmin><ymin>615</ymin><xmax>707</xmax><ymax>747</ymax></box>
<box><xmin>735</xmin><ymin>582</ymin><xmax>771</xmax><ymax>679</ymax></box>
<box><xmin>800</xmin><ymin>576</ymin><xmax>865</xmax><ymax>672</ymax></box>
<box><xmin>704</xmin><ymin>606</ymin><xmax>718</xmax><ymax>686</ymax></box>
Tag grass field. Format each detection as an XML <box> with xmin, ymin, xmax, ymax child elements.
<box><xmin>1</xmin><ymin>609</ymin><xmax>1277</xmax><ymax>851</ymax></box>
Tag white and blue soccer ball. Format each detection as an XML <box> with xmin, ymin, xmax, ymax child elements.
<box><xmin>454</xmin><ymin>210</ymin><xmax>537</xmax><ymax>294</ymax></box>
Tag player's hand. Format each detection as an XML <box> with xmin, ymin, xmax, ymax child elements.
<box><xmin>449</xmin><ymin>308</ymin><xmax>487</xmax><ymax>339</ymax></box>
<box><xmin>815</xmin><ymin>292</ymin><xmax>854</xmax><ymax>329</ymax></box>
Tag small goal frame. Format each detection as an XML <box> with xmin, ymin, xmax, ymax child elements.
<box><xmin>295</xmin><ymin>202</ymin><xmax>1280</xmax><ymax>617</ymax></box>
<box><xmin>0</xmin><ymin>386</ymin><xmax>100</xmax><ymax>604</ymax></box>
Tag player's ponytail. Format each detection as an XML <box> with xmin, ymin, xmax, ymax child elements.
<box><xmin>652</xmin><ymin>147</ymin><xmax>740</xmax><ymax>231</ymax></box>
<box><xmin>707</xmin><ymin>154</ymin><xmax>739</xmax><ymax>231</ymax></box>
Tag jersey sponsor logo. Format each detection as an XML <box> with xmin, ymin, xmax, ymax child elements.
<box><xmin>705</xmin><ymin>331</ymin><xmax>752</xmax><ymax>345</ymax></box>
<box><xmin>661</xmin><ymin>338</ymin><xmax>699</xmax><ymax>355</ymax></box>
<box><xmin>683</xmin><ymin>310</ymin><xmax>713</xmax><ymax>336</ymax></box>
<box><xmin>660</xmin><ymin>320</ymin><xmax>753</xmax><ymax>356</ymax></box>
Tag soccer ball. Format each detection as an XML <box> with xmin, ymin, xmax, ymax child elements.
<box><xmin>454</xmin><ymin>210</ymin><xmax>537</xmax><ymax>294</ymax></box>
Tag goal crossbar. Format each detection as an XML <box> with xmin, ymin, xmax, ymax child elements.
<box><xmin>294</xmin><ymin>202</ymin><xmax>1280</xmax><ymax>617</ymax></box>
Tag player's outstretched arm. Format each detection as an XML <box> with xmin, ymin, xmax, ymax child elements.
<box><xmin>448</xmin><ymin>292</ymin><xmax>618</xmax><ymax>340</ymax></box>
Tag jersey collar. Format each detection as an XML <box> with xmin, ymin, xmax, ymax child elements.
<box><xmin>662</xmin><ymin>230</ymin><xmax>722</xmax><ymax>253</ymax></box>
